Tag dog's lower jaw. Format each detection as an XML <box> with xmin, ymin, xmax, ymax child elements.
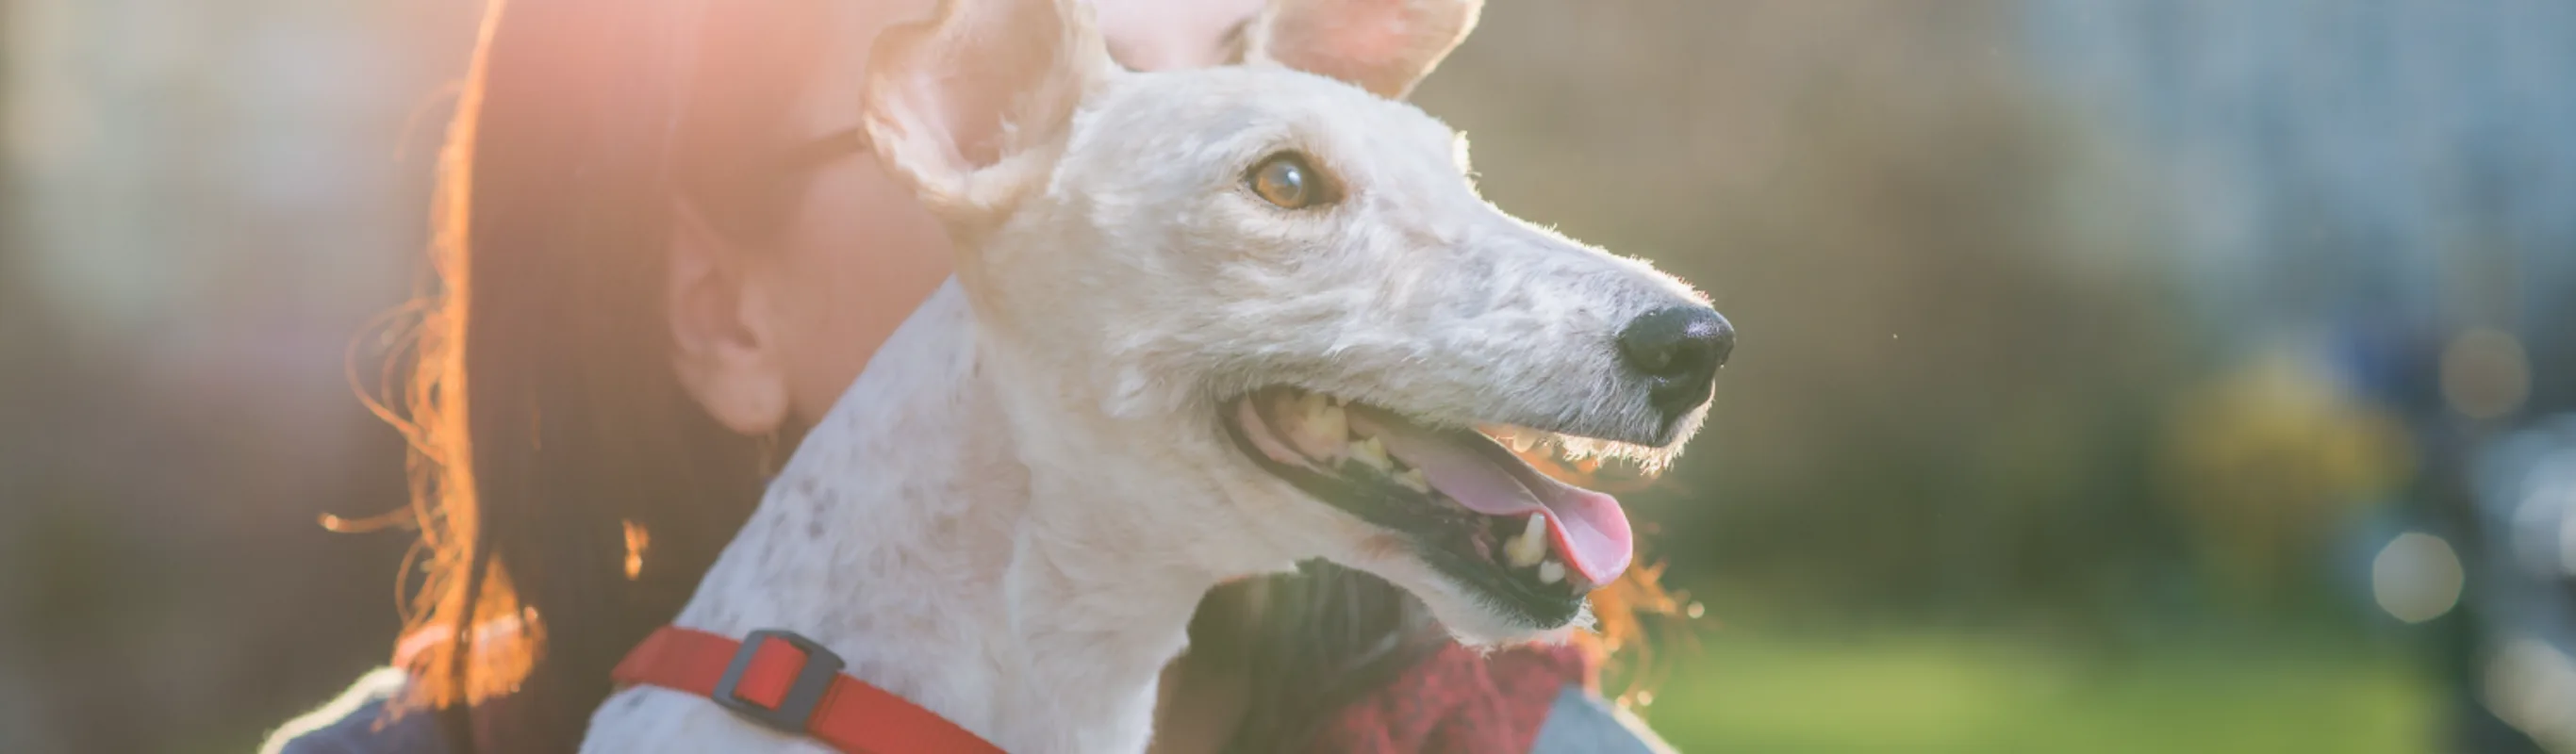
<box><xmin>579</xmin><ymin>283</ymin><xmax>1240</xmax><ymax>754</ymax></box>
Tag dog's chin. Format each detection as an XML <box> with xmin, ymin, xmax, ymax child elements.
<box><xmin>1377</xmin><ymin>553</ymin><xmax>1596</xmax><ymax>644</ymax></box>
<box><xmin>1219</xmin><ymin>385</ymin><xmax>1662</xmax><ymax>637</ymax></box>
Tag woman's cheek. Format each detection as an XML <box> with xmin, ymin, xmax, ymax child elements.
<box><xmin>776</xmin><ymin>162</ymin><xmax>957</xmax><ymax>424</ymax></box>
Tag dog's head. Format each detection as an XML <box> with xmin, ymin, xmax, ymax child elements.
<box><xmin>864</xmin><ymin>0</ymin><xmax>1730</xmax><ymax>643</ymax></box>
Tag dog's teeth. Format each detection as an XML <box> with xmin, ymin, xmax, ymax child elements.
<box><xmin>1310</xmin><ymin>404</ymin><xmax>1347</xmax><ymax>451</ymax></box>
<box><xmin>1288</xmin><ymin>391</ymin><xmax>1329</xmax><ymax>424</ymax></box>
<box><xmin>1283</xmin><ymin>400</ymin><xmax>1347</xmax><ymax>460</ymax></box>
<box><xmin>1537</xmin><ymin>559</ymin><xmax>1566</xmax><ymax>584</ymax></box>
<box><xmin>1349</xmin><ymin>436</ymin><xmax>1392</xmax><ymax>471</ymax></box>
<box><xmin>1504</xmin><ymin>514</ymin><xmax>1548</xmax><ymax>568</ymax></box>
<box><xmin>1509</xmin><ymin>434</ymin><xmax>1538</xmax><ymax>454</ymax></box>
<box><xmin>1394</xmin><ymin>468</ymin><xmax>1430</xmax><ymax>494</ymax></box>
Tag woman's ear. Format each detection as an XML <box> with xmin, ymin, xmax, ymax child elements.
<box><xmin>667</xmin><ymin>200</ymin><xmax>792</xmax><ymax>436</ymax></box>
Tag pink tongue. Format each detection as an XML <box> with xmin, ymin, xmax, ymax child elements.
<box><xmin>1347</xmin><ymin>410</ymin><xmax>1634</xmax><ymax>586</ymax></box>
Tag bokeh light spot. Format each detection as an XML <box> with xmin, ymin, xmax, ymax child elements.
<box><xmin>2441</xmin><ymin>328</ymin><xmax>2531</xmax><ymax>420</ymax></box>
<box><xmin>2370</xmin><ymin>532</ymin><xmax>2462</xmax><ymax>624</ymax></box>
<box><xmin>2485</xmin><ymin>635</ymin><xmax>2576</xmax><ymax>750</ymax></box>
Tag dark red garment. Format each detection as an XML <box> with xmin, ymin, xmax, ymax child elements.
<box><xmin>1303</xmin><ymin>642</ymin><xmax>1596</xmax><ymax>754</ymax></box>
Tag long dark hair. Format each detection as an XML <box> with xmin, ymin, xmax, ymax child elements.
<box><xmin>381</xmin><ymin>0</ymin><xmax>825</xmax><ymax>750</ymax></box>
<box><xmin>377</xmin><ymin>1</ymin><xmax>1667</xmax><ymax>751</ymax></box>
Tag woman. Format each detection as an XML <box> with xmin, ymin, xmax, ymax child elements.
<box><xmin>264</xmin><ymin>0</ymin><xmax>1676</xmax><ymax>751</ymax></box>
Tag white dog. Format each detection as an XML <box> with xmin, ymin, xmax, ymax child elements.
<box><xmin>581</xmin><ymin>0</ymin><xmax>1731</xmax><ymax>750</ymax></box>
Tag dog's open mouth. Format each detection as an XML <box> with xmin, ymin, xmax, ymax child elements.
<box><xmin>1224</xmin><ymin>386</ymin><xmax>1635</xmax><ymax>625</ymax></box>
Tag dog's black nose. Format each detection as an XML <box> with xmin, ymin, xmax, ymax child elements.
<box><xmin>1617</xmin><ymin>305</ymin><xmax>1733</xmax><ymax>417</ymax></box>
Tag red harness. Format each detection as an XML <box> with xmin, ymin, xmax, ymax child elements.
<box><xmin>612</xmin><ymin>627</ymin><xmax>1007</xmax><ymax>754</ymax></box>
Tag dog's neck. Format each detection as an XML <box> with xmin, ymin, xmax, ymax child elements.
<box><xmin>669</xmin><ymin>281</ymin><xmax>1232</xmax><ymax>753</ymax></box>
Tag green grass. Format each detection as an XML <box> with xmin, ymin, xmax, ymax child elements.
<box><xmin>1636</xmin><ymin>631</ymin><xmax>2436</xmax><ymax>754</ymax></box>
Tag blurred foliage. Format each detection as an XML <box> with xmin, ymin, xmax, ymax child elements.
<box><xmin>1649</xmin><ymin>631</ymin><xmax>2434</xmax><ymax>753</ymax></box>
<box><xmin>2157</xmin><ymin>352</ymin><xmax>2415</xmax><ymax>608</ymax></box>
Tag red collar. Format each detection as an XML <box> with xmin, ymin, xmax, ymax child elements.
<box><xmin>612</xmin><ymin>627</ymin><xmax>1007</xmax><ymax>754</ymax></box>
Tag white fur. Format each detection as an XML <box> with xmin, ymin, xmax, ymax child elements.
<box><xmin>583</xmin><ymin>0</ymin><xmax>1715</xmax><ymax>751</ymax></box>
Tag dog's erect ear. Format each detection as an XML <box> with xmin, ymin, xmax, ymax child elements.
<box><xmin>1241</xmin><ymin>0</ymin><xmax>1483</xmax><ymax>100</ymax></box>
<box><xmin>864</xmin><ymin>0</ymin><xmax>1113</xmax><ymax>220</ymax></box>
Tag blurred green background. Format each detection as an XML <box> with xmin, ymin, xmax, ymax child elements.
<box><xmin>5</xmin><ymin>1</ymin><xmax>2573</xmax><ymax>752</ymax></box>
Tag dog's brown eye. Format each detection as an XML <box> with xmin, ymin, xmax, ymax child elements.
<box><xmin>1248</xmin><ymin>153</ymin><xmax>1328</xmax><ymax>209</ymax></box>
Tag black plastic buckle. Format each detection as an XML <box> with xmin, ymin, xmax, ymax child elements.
<box><xmin>710</xmin><ymin>629</ymin><xmax>846</xmax><ymax>734</ymax></box>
